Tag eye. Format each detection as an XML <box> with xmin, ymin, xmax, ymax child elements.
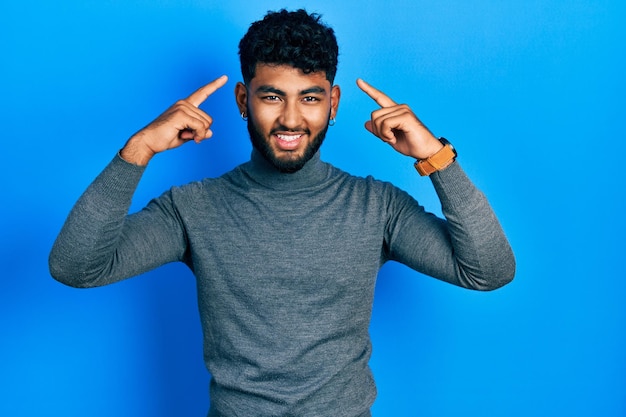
<box><xmin>262</xmin><ymin>95</ymin><xmax>281</xmax><ymax>102</ymax></box>
<box><xmin>302</xmin><ymin>96</ymin><xmax>320</xmax><ymax>103</ymax></box>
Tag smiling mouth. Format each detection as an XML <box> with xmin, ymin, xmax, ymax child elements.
<box><xmin>276</xmin><ymin>133</ymin><xmax>303</xmax><ymax>142</ymax></box>
<box><xmin>274</xmin><ymin>132</ymin><xmax>306</xmax><ymax>151</ymax></box>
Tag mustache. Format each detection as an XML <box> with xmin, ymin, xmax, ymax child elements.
<box><xmin>270</xmin><ymin>125</ymin><xmax>311</xmax><ymax>135</ymax></box>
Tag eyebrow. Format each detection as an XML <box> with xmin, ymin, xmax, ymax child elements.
<box><xmin>255</xmin><ymin>85</ymin><xmax>327</xmax><ymax>96</ymax></box>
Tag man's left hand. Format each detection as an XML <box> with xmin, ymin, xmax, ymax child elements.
<box><xmin>357</xmin><ymin>78</ymin><xmax>443</xmax><ymax>160</ymax></box>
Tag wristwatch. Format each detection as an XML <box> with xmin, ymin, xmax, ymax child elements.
<box><xmin>414</xmin><ymin>137</ymin><xmax>457</xmax><ymax>176</ymax></box>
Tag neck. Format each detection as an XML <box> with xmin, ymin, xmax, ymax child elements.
<box><xmin>243</xmin><ymin>149</ymin><xmax>329</xmax><ymax>190</ymax></box>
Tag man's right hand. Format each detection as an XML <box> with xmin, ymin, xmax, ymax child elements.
<box><xmin>120</xmin><ymin>75</ymin><xmax>229</xmax><ymax>166</ymax></box>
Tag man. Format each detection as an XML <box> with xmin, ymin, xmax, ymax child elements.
<box><xmin>49</xmin><ymin>9</ymin><xmax>515</xmax><ymax>417</ymax></box>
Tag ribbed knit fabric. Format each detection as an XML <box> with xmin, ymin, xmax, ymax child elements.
<box><xmin>50</xmin><ymin>149</ymin><xmax>515</xmax><ymax>417</ymax></box>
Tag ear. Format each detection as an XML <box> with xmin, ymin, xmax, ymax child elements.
<box><xmin>330</xmin><ymin>84</ymin><xmax>341</xmax><ymax>119</ymax></box>
<box><xmin>235</xmin><ymin>82</ymin><xmax>248</xmax><ymax>114</ymax></box>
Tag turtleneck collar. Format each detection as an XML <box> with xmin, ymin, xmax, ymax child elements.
<box><xmin>240</xmin><ymin>149</ymin><xmax>331</xmax><ymax>190</ymax></box>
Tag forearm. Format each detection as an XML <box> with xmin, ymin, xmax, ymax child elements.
<box><xmin>49</xmin><ymin>154</ymin><xmax>146</xmax><ymax>287</ymax></box>
<box><xmin>387</xmin><ymin>161</ymin><xmax>515</xmax><ymax>290</ymax></box>
<box><xmin>429</xmin><ymin>162</ymin><xmax>516</xmax><ymax>290</ymax></box>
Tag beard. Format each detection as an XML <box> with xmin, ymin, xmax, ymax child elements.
<box><xmin>247</xmin><ymin>113</ymin><xmax>329</xmax><ymax>174</ymax></box>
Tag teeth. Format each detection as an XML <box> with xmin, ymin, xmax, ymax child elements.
<box><xmin>276</xmin><ymin>134</ymin><xmax>302</xmax><ymax>142</ymax></box>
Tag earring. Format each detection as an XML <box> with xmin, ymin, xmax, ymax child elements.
<box><xmin>241</xmin><ymin>112</ymin><xmax>248</xmax><ymax>121</ymax></box>
<box><xmin>329</xmin><ymin>117</ymin><xmax>336</xmax><ymax>127</ymax></box>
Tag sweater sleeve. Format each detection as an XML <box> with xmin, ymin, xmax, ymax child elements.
<box><xmin>385</xmin><ymin>161</ymin><xmax>515</xmax><ymax>291</ymax></box>
<box><xmin>49</xmin><ymin>154</ymin><xmax>188</xmax><ymax>288</ymax></box>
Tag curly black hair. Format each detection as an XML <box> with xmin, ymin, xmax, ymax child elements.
<box><xmin>238</xmin><ymin>9</ymin><xmax>339</xmax><ymax>85</ymax></box>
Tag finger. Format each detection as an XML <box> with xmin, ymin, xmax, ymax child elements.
<box><xmin>364</xmin><ymin>120</ymin><xmax>393</xmax><ymax>142</ymax></box>
<box><xmin>356</xmin><ymin>78</ymin><xmax>397</xmax><ymax>108</ymax></box>
<box><xmin>171</xmin><ymin>104</ymin><xmax>213</xmax><ymax>131</ymax></box>
<box><xmin>366</xmin><ymin>106</ymin><xmax>401</xmax><ymax>138</ymax></box>
<box><xmin>179</xmin><ymin>101</ymin><xmax>214</xmax><ymax>127</ymax></box>
<box><xmin>172</xmin><ymin>107</ymin><xmax>214</xmax><ymax>140</ymax></box>
<box><xmin>186</xmin><ymin>75</ymin><xmax>229</xmax><ymax>107</ymax></box>
<box><xmin>370</xmin><ymin>106</ymin><xmax>415</xmax><ymax>142</ymax></box>
<box><xmin>178</xmin><ymin>126</ymin><xmax>213</xmax><ymax>143</ymax></box>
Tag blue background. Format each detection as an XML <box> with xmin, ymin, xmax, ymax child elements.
<box><xmin>1</xmin><ymin>0</ymin><xmax>624</xmax><ymax>415</ymax></box>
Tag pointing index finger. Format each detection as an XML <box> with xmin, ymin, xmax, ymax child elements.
<box><xmin>187</xmin><ymin>75</ymin><xmax>229</xmax><ymax>107</ymax></box>
<box><xmin>357</xmin><ymin>78</ymin><xmax>397</xmax><ymax>108</ymax></box>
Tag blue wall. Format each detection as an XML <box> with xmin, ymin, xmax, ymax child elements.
<box><xmin>1</xmin><ymin>1</ymin><xmax>624</xmax><ymax>415</ymax></box>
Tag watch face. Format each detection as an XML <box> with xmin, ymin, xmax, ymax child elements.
<box><xmin>439</xmin><ymin>137</ymin><xmax>457</xmax><ymax>156</ymax></box>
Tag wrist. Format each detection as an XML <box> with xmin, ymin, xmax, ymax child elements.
<box><xmin>417</xmin><ymin>138</ymin><xmax>445</xmax><ymax>160</ymax></box>
<box><xmin>120</xmin><ymin>134</ymin><xmax>156</xmax><ymax>166</ymax></box>
<box><xmin>414</xmin><ymin>137</ymin><xmax>457</xmax><ymax>176</ymax></box>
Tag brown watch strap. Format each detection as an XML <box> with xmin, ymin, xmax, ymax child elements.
<box><xmin>414</xmin><ymin>142</ymin><xmax>457</xmax><ymax>176</ymax></box>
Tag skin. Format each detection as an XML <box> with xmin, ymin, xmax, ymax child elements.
<box><xmin>356</xmin><ymin>78</ymin><xmax>443</xmax><ymax>159</ymax></box>
<box><xmin>121</xmin><ymin>75</ymin><xmax>229</xmax><ymax>166</ymax></box>
<box><xmin>235</xmin><ymin>64</ymin><xmax>340</xmax><ymax>171</ymax></box>
<box><xmin>120</xmin><ymin>67</ymin><xmax>443</xmax><ymax>167</ymax></box>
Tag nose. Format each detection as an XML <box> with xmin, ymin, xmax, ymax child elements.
<box><xmin>278</xmin><ymin>100</ymin><xmax>303</xmax><ymax>129</ymax></box>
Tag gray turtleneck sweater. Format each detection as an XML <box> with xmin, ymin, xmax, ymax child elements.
<box><xmin>49</xmin><ymin>150</ymin><xmax>515</xmax><ymax>417</ymax></box>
